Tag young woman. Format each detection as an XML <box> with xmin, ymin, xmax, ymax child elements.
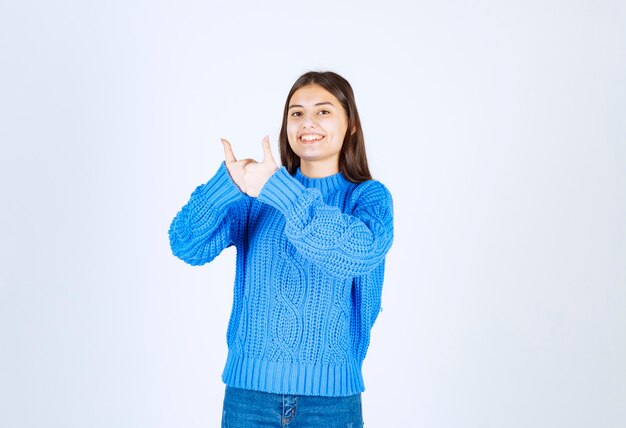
<box><xmin>168</xmin><ymin>71</ymin><xmax>394</xmax><ymax>427</ymax></box>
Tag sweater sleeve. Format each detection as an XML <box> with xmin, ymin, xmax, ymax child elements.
<box><xmin>168</xmin><ymin>161</ymin><xmax>251</xmax><ymax>266</ymax></box>
<box><xmin>257</xmin><ymin>167</ymin><xmax>394</xmax><ymax>279</ymax></box>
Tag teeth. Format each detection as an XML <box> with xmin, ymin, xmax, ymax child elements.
<box><xmin>301</xmin><ymin>134</ymin><xmax>323</xmax><ymax>141</ymax></box>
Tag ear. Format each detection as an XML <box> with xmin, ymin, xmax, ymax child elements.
<box><xmin>351</xmin><ymin>125</ymin><xmax>357</xmax><ymax>135</ymax></box>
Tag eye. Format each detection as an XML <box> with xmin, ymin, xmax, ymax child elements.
<box><xmin>290</xmin><ymin>111</ymin><xmax>302</xmax><ymax>117</ymax></box>
<box><xmin>318</xmin><ymin>110</ymin><xmax>330</xmax><ymax>115</ymax></box>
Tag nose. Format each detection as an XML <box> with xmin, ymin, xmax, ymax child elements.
<box><xmin>302</xmin><ymin>112</ymin><xmax>316</xmax><ymax>128</ymax></box>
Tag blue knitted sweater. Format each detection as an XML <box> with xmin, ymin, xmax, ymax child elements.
<box><xmin>168</xmin><ymin>162</ymin><xmax>394</xmax><ymax>396</ymax></box>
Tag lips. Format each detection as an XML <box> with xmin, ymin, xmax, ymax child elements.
<box><xmin>299</xmin><ymin>133</ymin><xmax>324</xmax><ymax>144</ymax></box>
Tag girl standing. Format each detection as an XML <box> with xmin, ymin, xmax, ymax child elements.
<box><xmin>169</xmin><ymin>71</ymin><xmax>394</xmax><ymax>427</ymax></box>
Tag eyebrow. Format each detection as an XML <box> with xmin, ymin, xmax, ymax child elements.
<box><xmin>288</xmin><ymin>101</ymin><xmax>335</xmax><ymax>110</ymax></box>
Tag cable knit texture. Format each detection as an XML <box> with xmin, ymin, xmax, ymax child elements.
<box><xmin>169</xmin><ymin>162</ymin><xmax>394</xmax><ymax>396</ymax></box>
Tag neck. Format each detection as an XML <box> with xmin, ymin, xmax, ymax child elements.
<box><xmin>299</xmin><ymin>160</ymin><xmax>339</xmax><ymax>178</ymax></box>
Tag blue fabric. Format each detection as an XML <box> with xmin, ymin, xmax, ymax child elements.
<box><xmin>169</xmin><ymin>162</ymin><xmax>394</xmax><ymax>396</ymax></box>
<box><xmin>221</xmin><ymin>386</ymin><xmax>363</xmax><ymax>427</ymax></box>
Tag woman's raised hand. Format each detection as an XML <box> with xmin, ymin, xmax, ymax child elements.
<box><xmin>221</xmin><ymin>136</ymin><xmax>279</xmax><ymax>197</ymax></box>
<box><xmin>221</xmin><ymin>138</ymin><xmax>254</xmax><ymax>193</ymax></box>
<box><xmin>243</xmin><ymin>136</ymin><xmax>279</xmax><ymax>197</ymax></box>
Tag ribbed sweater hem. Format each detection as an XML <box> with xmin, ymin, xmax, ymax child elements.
<box><xmin>221</xmin><ymin>352</ymin><xmax>365</xmax><ymax>397</ymax></box>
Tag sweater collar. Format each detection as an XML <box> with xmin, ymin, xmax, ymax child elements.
<box><xmin>294</xmin><ymin>168</ymin><xmax>351</xmax><ymax>193</ymax></box>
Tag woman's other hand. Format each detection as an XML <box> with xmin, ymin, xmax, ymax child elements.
<box><xmin>221</xmin><ymin>138</ymin><xmax>254</xmax><ymax>193</ymax></box>
<box><xmin>221</xmin><ymin>136</ymin><xmax>278</xmax><ymax>197</ymax></box>
<box><xmin>243</xmin><ymin>136</ymin><xmax>279</xmax><ymax>197</ymax></box>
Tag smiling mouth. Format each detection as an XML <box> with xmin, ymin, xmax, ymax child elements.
<box><xmin>299</xmin><ymin>133</ymin><xmax>324</xmax><ymax>143</ymax></box>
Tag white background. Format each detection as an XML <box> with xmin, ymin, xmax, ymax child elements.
<box><xmin>1</xmin><ymin>1</ymin><xmax>625</xmax><ymax>427</ymax></box>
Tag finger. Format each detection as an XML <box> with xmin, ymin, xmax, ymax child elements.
<box><xmin>261</xmin><ymin>135</ymin><xmax>275</xmax><ymax>164</ymax></box>
<box><xmin>221</xmin><ymin>138</ymin><xmax>237</xmax><ymax>162</ymax></box>
<box><xmin>238</xmin><ymin>158</ymin><xmax>256</xmax><ymax>168</ymax></box>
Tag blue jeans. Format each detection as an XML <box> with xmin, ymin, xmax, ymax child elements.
<box><xmin>221</xmin><ymin>386</ymin><xmax>364</xmax><ymax>427</ymax></box>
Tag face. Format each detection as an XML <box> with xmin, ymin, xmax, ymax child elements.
<box><xmin>286</xmin><ymin>84</ymin><xmax>350</xmax><ymax>170</ymax></box>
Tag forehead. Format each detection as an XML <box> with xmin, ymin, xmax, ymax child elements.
<box><xmin>289</xmin><ymin>84</ymin><xmax>341</xmax><ymax>106</ymax></box>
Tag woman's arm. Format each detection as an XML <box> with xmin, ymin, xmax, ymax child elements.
<box><xmin>257</xmin><ymin>168</ymin><xmax>394</xmax><ymax>279</ymax></box>
<box><xmin>168</xmin><ymin>162</ymin><xmax>251</xmax><ymax>266</ymax></box>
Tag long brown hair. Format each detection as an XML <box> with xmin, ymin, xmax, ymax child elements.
<box><xmin>279</xmin><ymin>71</ymin><xmax>372</xmax><ymax>183</ymax></box>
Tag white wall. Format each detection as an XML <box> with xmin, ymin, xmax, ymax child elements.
<box><xmin>1</xmin><ymin>1</ymin><xmax>625</xmax><ymax>427</ymax></box>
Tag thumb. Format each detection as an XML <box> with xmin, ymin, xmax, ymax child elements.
<box><xmin>222</xmin><ymin>138</ymin><xmax>237</xmax><ymax>163</ymax></box>
<box><xmin>261</xmin><ymin>135</ymin><xmax>276</xmax><ymax>164</ymax></box>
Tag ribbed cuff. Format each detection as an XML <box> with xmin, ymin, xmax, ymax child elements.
<box><xmin>221</xmin><ymin>352</ymin><xmax>365</xmax><ymax>397</ymax></box>
<box><xmin>195</xmin><ymin>161</ymin><xmax>246</xmax><ymax>209</ymax></box>
<box><xmin>257</xmin><ymin>167</ymin><xmax>305</xmax><ymax>216</ymax></box>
